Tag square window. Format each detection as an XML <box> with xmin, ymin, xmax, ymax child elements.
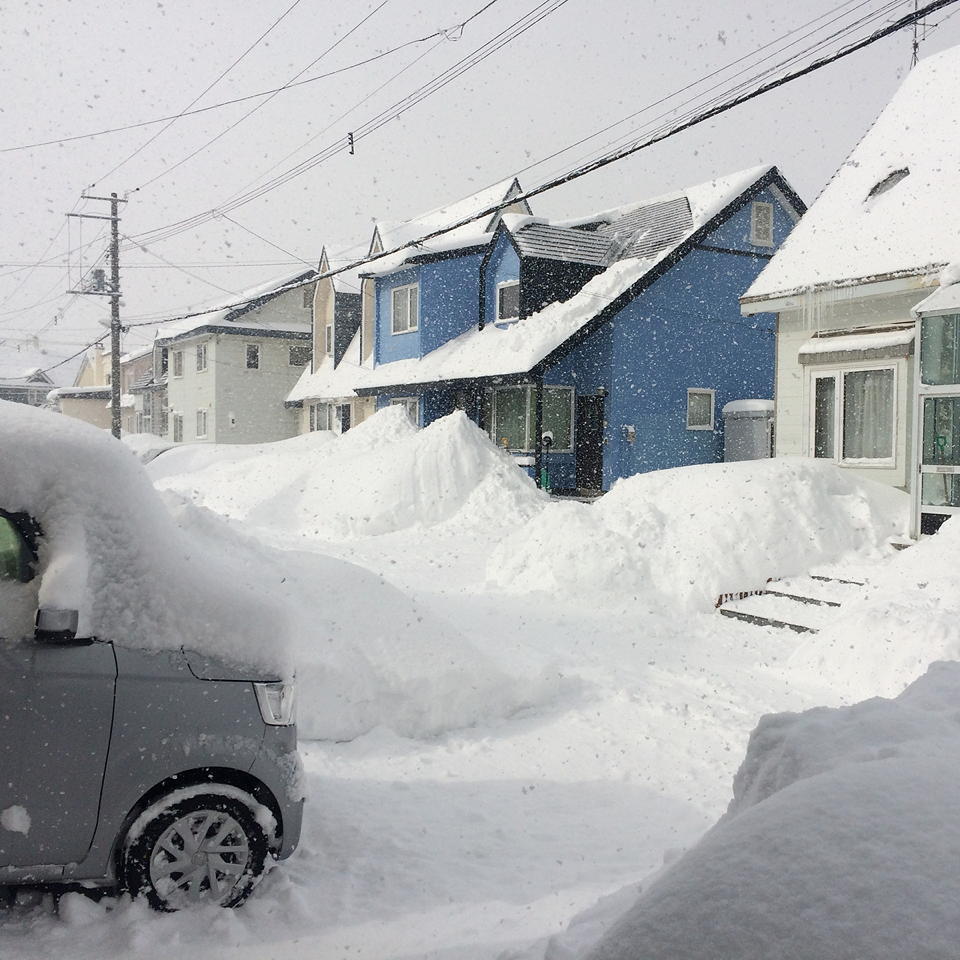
<box><xmin>687</xmin><ymin>389</ymin><xmax>715</xmax><ymax>430</ymax></box>
<box><xmin>391</xmin><ymin>284</ymin><xmax>419</xmax><ymax>334</ymax></box>
<box><xmin>195</xmin><ymin>343</ymin><xmax>207</xmax><ymax>372</ymax></box>
<box><xmin>245</xmin><ymin>343</ymin><xmax>260</xmax><ymax>370</ymax></box>
<box><xmin>289</xmin><ymin>344</ymin><xmax>311</xmax><ymax>366</ymax></box>
<box><xmin>750</xmin><ymin>201</ymin><xmax>774</xmax><ymax>247</ymax></box>
<box><xmin>497</xmin><ymin>282</ymin><xmax>520</xmax><ymax>322</ymax></box>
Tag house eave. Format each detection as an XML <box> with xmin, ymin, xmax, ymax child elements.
<box><xmin>740</xmin><ymin>267</ymin><xmax>944</xmax><ymax>315</ymax></box>
<box><xmin>156</xmin><ymin>324</ymin><xmax>312</xmax><ymax>347</ymax></box>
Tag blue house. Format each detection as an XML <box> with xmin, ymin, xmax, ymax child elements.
<box><xmin>308</xmin><ymin>166</ymin><xmax>804</xmax><ymax>492</ymax></box>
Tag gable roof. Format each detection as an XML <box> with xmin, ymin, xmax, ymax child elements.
<box><xmin>157</xmin><ymin>267</ymin><xmax>316</xmax><ymax>343</ymax></box>
<box><xmin>364</xmin><ymin>177</ymin><xmax>531</xmax><ymax>275</ymax></box>
<box><xmin>0</xmin><ymin>340</ymin><xmax>76</xmax><ymax>388</ymax></box>
<box><xmin>744</xmin><ymin>45</ymin><xmax>960</xmax><ymax>302</ymax></box>
<box><xmin>289</xmin><ymin>165</ymin><xmax>797</xmax><ymax>401</ymax></box>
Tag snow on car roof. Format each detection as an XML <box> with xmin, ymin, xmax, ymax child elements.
<box><xmin>745</xmin><ymin>45</ymin><xmax>960</xmax><ymax>302</ymax></box>
<box><xmin>0</xmin><ymin>400</ymin><xmax>291</xmax><ymax>673</ymax></box>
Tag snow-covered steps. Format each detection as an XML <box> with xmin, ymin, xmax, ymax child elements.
<box><xmin>718</xmin><ymin>574</ymin><xmax>866</xmax><ymax>633</ymax></box>
<box><xmin>764</xmin><ymin>575</ymin><xmax>865</xmax><ymax>607</ymax></box>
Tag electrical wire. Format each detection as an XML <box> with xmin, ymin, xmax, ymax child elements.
<box><xmin>117</xmin><ymin>0</ymin><xmax>957</xmax><ymax>334</ymax></box>
<box><xmin>131</xmin><ymin>0</ymin><xmax>393</xmax><ymax>193</ymax></box>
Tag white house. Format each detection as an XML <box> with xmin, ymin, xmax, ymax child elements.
<box><xmin>911</xmin><ymin>266</ymin><xmax>960</xmax><ymax>535</ymax></box>
<box><xmin>157</xmin><ymin>269</ymin><xmax>316</xmax><ymax>444</ymax></box>
<box><xmin>741</xmin><ymin>46</ymin><xmax>960</xmax><ymax>506</ymax></box>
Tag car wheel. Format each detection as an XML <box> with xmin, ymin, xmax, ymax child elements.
<box><xmin>123</xmin><ymin>789</ymin><xmax>269</xmax><ymax>911</ymax></box>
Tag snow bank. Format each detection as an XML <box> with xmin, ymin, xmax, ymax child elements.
<box><xmin>162</xmin><ymin>495</ymin><xmax>558</xmax><ymax>740</ymax></box>
<box><xmin>0</xmin><ymin>401</ymin><xmax>290</xmax><ymax>672</ymax></box>
<box><xmin>153</xmin><ymin>408</ymin><xmax>545</xmax><ymax>540</ymax></box>
<box><xmin>577</xmin><ymin>661</ymin><xmax>960</xmax><ymax>960</ymax></box>
<box><xmin>487</xmin><ymin>458</ymin><xmax>907</xmax><ymax>610</ymax></box>
<box><xmin>119</xmin><ymin>432</ymin><xmax>172</xmax><ymax>464</ymax></box>
<box><xmin>791</xmin><ymin>517</ymin><xmax>960</xmax><ymax>701</ymax></box>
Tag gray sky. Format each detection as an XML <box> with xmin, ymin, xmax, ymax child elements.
<box><xmin>2</xmin><ymin>0</ymin><xmax>959</xmax><ymax>377</ymax></box>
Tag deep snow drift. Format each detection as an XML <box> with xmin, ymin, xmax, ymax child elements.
<box><xmin>792</xmin><ymin>516</ymin><xmax>960</xmax><ymax>701</ymax></box>
<box><xmin>152</xmin><ymin>407</ymin><xmax>545</xmax><ymax>540</ymax></box>
<box><xmin>565</xmin><ymin>661</ymin><xmax>960</xmax><ymax>960</ymax></box>
<box><xmin>487</xmin><ymin>457</ymin><xmax>908</xmax><ymax>609</ymax></box>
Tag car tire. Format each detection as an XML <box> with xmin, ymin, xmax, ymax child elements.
<box><xmin>122</xmin><ymin>789</ymin><xmax>269</xmax><ymax>912</ymax></box>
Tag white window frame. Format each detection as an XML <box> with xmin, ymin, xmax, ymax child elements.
<box><xmin>309</xmin><ymin>401</ymin><xmax>334</xmax><ymax>432</ymax></box>
<box><xmin>289</xmin><ymin>344</ymin><xmax>311</xmax><ymax>366</ymax></box>
<box><xmin>172</xmin><ymin>350</ymin><xmax>184</xmax><ymax>378</ymax></box>
<box><xmin>496</xmin><ymin>280</ymin><xmax>520</xmax><ymax>323</ymax></box>
<box><xmin>324</xmin><ymin>323</ymin><xmax>334</xmax><ymax>355</ymax></box>
<box><xmin>391</xmin><ymin>283</ymin><xmax>419</xmax><ymax>335</ymax></box>
<box><xmin>390</xmin><ymin>396</ymin><xmax>420</xmax><ymax>425</ymax></box>
<box><xmin>196</xmin><ymin>409</ymin><xmax>208</xmax><ymax>439</ymax></box>
<box><xmin>750</xmin><ymin>200</ymin><xmax>774</xmax><ymax>247</ymax></box>
<box><xmin>172</xmin><ymin>413</ymin><xmax>183</xmax><ymax>443</ymax></box>
<box><xmin>686</xmin><ymin>388</ymin><xmax>716</xmax><ymax>430</ymax></box>
<box><xmin>489</xmin><ymin>384</ymin><xmax>575</xmax><ymax>453</ymax></box>
<box><xmin>245</xmin><ymin>342</ymin><xmax>260</xmax><ymax>370</ymax></box>
<box><xmin>195</xmin><ymin>342</ymin><xmax>208</xmax><ymax>373</ymax></box>
<box><xmin>806</xmin><ymin>361</ymin><xmax>899</xmax><ymax>468</ymax></box>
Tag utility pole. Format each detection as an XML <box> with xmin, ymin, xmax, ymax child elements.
<box><xmin>67</xmin><ymin>192</ymin><xmax>127</xmax><ymax>438</ymax></box>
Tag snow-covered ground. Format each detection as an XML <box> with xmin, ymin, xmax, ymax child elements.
<box><xmin>5</xmin><ymin>408</ymin><xmax>955</xmax><ymax>960</ymax></box>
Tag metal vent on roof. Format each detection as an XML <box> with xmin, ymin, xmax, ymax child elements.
<box><xmin>866</xmin><ymin>167</ymin><xmax>909</xmax><ymax>200</ymax></box>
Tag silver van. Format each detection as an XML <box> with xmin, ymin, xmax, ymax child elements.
<box><xmin>0</xmin><ymin>508</ymin><xmax>302</xmax><ymax>911</ymax></box>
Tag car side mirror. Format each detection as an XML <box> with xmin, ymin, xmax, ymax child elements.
<box><xmin>35</xmin><ymin>607</ymin><xmax>80</xmax><ymax>644</ymax></box>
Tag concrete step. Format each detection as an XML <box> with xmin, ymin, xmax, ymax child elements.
<box><xmin>765</xmin><ymin>576</ymin><xmax>865</xmax><ymax>607</ymax></box>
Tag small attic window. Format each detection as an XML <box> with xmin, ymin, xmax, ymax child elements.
<box><xmin>866</xmin><ymin>167</ymin><xmax>909</xmax><ymax>200</ymax></box>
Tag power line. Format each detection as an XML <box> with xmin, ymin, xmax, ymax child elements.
<box><xmin>214</xmin><ymin>214</ymin><xmax>316</xmax><ymax>268</ymax></box>
<box><xmin>124</xmin><ymin>0</ymin><xmax>566</xmax><ymax>249</ymax></box>
<box><xmin>131</xmin><ymin>0</ymin><xmax>394</xmax><ymax>193</ymax></box>
<box><xmin>119</xmin><ymin>0</ymin><xmax>958</xmax><ymax>334</ymax></box>
<box><xmin>92</xmin><ymin>0</ymin><xmax>306</xmax><ymax>185</ymax></box>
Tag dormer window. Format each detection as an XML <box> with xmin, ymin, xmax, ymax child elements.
<box><xmin>749</xmin><ymin>201</ymin><xmax>774</xmax><ymax>247</ymax></box>
<box><xmin>497</xmin><ymin>281</ymin><xmax>520</xmax><ymax>322</ymax></box>
<box><xmin>391</xmin><ymin>283</ymin><xmax>419</xmax><ymax>334</ymax></box>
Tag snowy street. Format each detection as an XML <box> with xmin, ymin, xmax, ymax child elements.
<box><xmin>0</xmin><ymin>411</ymin><xmax>927</xmax><ymax>959</ymax></box>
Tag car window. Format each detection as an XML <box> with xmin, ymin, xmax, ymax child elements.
<box><xmin>0</xmin><ymin>513</ymin><xmax>39</xmax><ymax>641</ymax></box>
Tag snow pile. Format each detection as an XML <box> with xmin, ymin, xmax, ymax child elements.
<box><xmin>119</xmin><ymin>432</ymin><xmax>172</xmax><ymax>463</ymax></box>
<box><xmin>0</xmin><ymin>400</ymin><xmax>290</xmax><ymax>674</ymax></box>
<box><xmin>791</xmin><ymin>517</ymin><xmax>960</xmax><ymax>701</ymax></box>
<box><xmin>162</xmin><ymin>496</ymin><xmax>558</xmax><ymax>740</ymax></box>
<box><xmin>572</xmin><ymin>661</ymin><xmax>960</xmax><ymax>960</ymax></box>
<box><xmin>487</xmin><ymin>458</ymin><xmax>907</xmax><ymax>610</ymax></box>
<box><xmin>153</xmin><ymin>408</ymin><xmax>545</xmax><ymax>540</ymax></box>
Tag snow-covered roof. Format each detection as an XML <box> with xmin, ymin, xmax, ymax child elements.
<box><xmin>363</xmin><ymin>178</ymin><xmax>529</xmax><ymax>277</ymax></box>
<box><xmin>745</xmin><ymin>46</ymin><xmax>960</xmax><ymax>302</ymax></box>
<box><xmin>157</xmin><ymin>267</ymin><xmax>315</xmax><ymax>341</ymax></box>
<box><xmin>291</xmin><ymin>166</ymin><xmax>781</xmax><ymax>398</ymax></box>
<box><xmin>913</xmin><ymin>260</ymin><xmax>960</xmax><ymax>315</ymax></box>
<box><xmin>48</xmin><ymin>384</ymin><xmax>112</xmax><ymax>399</ymax></box>
<box><xmin>0</xmin><ymin>342</ymin><xmax>75</xmax><ymax>387</ymax></box>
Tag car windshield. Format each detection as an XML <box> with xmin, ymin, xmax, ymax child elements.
<box><xmin>0</xmin><ymin>513</ymin><xmax>39</xmax><ymax>640</ymax></box>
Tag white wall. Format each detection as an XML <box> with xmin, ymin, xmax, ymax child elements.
<box><xmin>774</xmin><ymin>285</ymin><xmax>931</xmax><ymax>490</ymax></box>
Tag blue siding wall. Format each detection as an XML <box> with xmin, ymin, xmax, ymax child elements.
<box><xmin>375</xmin><ymin>253</ymin><xmax>485</xmax><ymax>366</ymax></box>
<box><xmin>707</xmin><ymin>186</ymin><xmax>798</xmax><ymax>253</ymax></box>
<box><xmin>376</xmin><ymin>266</ymin><xmax>421</xmax><ymax>364</ymax></box>
<box><xmin>483</xmin><ymin>232</ymin><xmax>521</xmax><ymax>327</ymax></box>
<box><xmin>599</xmin><ymin>247</ymin><xmax>775</xmax><ymax>483</ymax></box>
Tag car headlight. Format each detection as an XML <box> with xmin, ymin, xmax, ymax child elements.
<box><xmin>253</xmin><ymin>681</ymin><xmax>296</xmax><ymax>726</ymax></box>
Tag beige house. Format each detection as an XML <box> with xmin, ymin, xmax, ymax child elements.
<box><xmin>47</xmin><ymin>344</ymin><xmax>113</xmax><ymax>429</ymax></box>
<box><xmin>741</xmin><ymin>48</ymin><xmax>960</xmax><ymax>507</ymax></box>
<box><xmin>158</xmin><ymin>269</ymin><xmax>316</xmax><ymax>444</ymax></box>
